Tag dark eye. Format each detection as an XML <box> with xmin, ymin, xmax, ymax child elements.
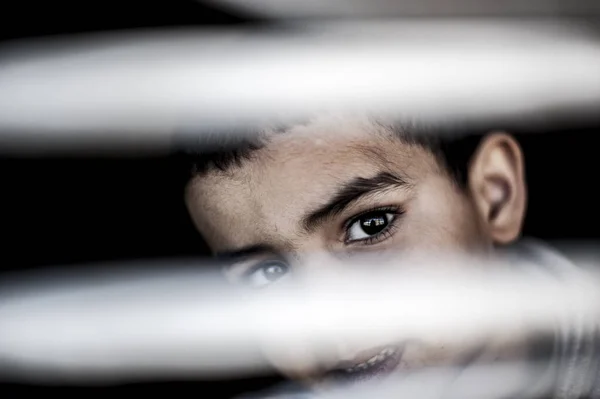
<box><xmin>346</xmin><ymin>211</ymin><xmax>395</xmax><ymax>242</ymax></box>
<box><xmin>246</xmin><ymin>260</ymin><xmax>290</xmax><ymax>288</ymax></box>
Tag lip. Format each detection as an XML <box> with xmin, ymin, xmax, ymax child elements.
<box><xmin>324</xmin><ymin>345</ymin><xmax>404</xmax><ymax>384</ymax></box>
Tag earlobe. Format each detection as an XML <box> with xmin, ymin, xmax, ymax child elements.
<box><xmin>468</xmin><ymin>133</ymin><xmax>527</xmax><ymax>244</ymax></box>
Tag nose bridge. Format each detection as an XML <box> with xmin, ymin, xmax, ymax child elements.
<box><xmin>282</xmin><ymin>247</ymin><xmax>368</xmax><ymax>370</ymax></box>
<box><xmin>294</xmin><ymin>249</ymin><xmax>345</xmax><ymax>282</ymax></box>
<box><xmin>291</xmin><ymin>249</ymin><xmax>367</xmax><ymax>367</ymax></box>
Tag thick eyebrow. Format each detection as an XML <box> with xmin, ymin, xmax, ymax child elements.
<box><xmin>301</xmin><ymin>171</ymin><xmax>408</xmax><ymax>232</ymax></box>
<box><xmin>214</xmin><ymin>244</ymin><xmax>277</xmax><ymax>261</ymax></box>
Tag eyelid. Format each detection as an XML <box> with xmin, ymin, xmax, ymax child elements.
<box><xmin>242</xmin><ymin>260</ymin><xmax>275</xmax><ymax>278</ymax></box>
<box><xmin>222</xmin><ymin>258</ymin><xmax>265</xmax><ymax>280</ymax></box>
<box><xmin>345</xmin><ymin>221</ymin><xmax>399</xmax><ymax>246</ymax></box>
<box><xmin>230</xmin><ymin>257</ymin><xmax>289</xmax><ymax>279</ymax></box>
<box><xmin>222</xmin><ymin>263</ymin><xmax>251</xmax><ymax>282</ymax></box>
<box><xmin>342</xmin><ymin>206</ymin><xmax>405</xmax><ymax>246</ymax></box>
<box><xmin>342</xmin><ymin>205</ymin><xmax>403</xmax><ymax>230</ymax></box>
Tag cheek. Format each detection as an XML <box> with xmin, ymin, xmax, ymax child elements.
<box><xmin>397</xmin><ymin>337</ymin><xmax>482</xmax><ymax>371</ymax></box>
<box><xmin>401</xmin><ymin>179</ymin><xmax>485</xmax><ymax>254</ymax></box>
<box><xmin>260</xmin><ymin>341</ymin><xmax>323</xmax><ymax>381</ymax></box>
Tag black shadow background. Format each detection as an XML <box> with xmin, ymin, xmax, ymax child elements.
<box><xmin>1</xmin><ymin>1</ymin><xmax>599</xmax><ymax>397</ymax></box>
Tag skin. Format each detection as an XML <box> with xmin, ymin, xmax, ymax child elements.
<box><xmin>185</xmin><ymin>114</ymin><xmax>528</xmax><ymax>388</ymax></box>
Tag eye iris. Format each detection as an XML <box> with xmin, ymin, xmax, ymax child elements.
<box><xmin>264</xmin><ymin>263</ymin><xmax>287</xmax><ymax>281</ymax></box>
<box><xmin>360</xmin><ymin>213</ymin><xmax>388</xmax><ymax>235</ymax></box>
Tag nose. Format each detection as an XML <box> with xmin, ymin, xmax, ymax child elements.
<box><xmin>294</xmin><ymin>251</ymin><xmax>346</xmax><ymax>281</ymax></box>
<box><xmin>256</xmin><ymin>252</ymin><xmax>356</xmax><ymax>375</ymax></box>
<box><xmin>283</xmin><ymin>252</ymin><xmax>380</xmax><ymax>371</ymax></box>
<box><xmin>262</xmin><ymin>333</ymin><xmax>371</xmax><ymax>378</ymax></box>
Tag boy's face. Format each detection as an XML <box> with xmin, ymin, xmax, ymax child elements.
<box><xmin>185</xmin><ymin>115</ymin><xmax>527</xmax><ymax>387</ymax></box>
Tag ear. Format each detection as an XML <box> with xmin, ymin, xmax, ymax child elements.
<box><xmin>467</xmin><ymin>133</ymin><xmax>527</xmax><ymax>244</ymax></box>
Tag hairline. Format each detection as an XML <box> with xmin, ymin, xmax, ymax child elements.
<box><xmin>184</xmin><ymin>118</ymin><xmax>483</xmax><ymax>188</ymax></box>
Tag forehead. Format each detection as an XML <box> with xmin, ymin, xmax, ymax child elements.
<box><xmin>186</xmin><ymin>116</ymin><xmax>443</xmax><ymax>251</ymax></box>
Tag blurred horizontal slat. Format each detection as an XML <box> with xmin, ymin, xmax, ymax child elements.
<box><xmin>0</xmin><ymin>21</ymin><xmax>599</xmax><ymax>152</ymax></box>
<box><xmin>206</xmin><ymin>0</ymin><xmax>600</xmax><ymax>18</ymax></box>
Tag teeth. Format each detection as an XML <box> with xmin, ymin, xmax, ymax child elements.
<box><xmin>381</xmin><ymin>348</ymin><xmax>395</xmax><ymax>357</ymax></box>
<box><xmin>344</xmin><ymin>347</ymin><xmax>396</xmax><ymax>373</ymax></box>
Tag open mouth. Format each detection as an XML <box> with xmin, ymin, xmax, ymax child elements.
<box><xmin>326</xmin><ymin>346</ymin><xmax>403</xmax><ymax>384</ymax></box>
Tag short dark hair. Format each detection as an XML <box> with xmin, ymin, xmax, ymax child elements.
<box><xmin>177</xmin><ymin>119</ymin><xmax>486</xmax><ymax>188</ymax></box>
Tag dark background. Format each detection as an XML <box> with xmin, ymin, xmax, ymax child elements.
<box><xmin>1</xmin><ymin>1</ymin><xmax>600</xmax><ymax>397</ymax></box>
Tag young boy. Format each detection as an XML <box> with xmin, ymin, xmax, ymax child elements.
<box><xmin>182</xmin><ymin>114</ymin><xmax>597</xmax><ymax>398</ymax></box>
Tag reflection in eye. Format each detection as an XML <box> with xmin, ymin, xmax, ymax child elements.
<box><xmin>346</xmin><ymin>210</ymin><xmax>397</xmax><ymax>244</ymax></box>
<box><xmin>245</xmin><ymin>260</ymin><xmax>290</xmax><ymax>288</ymax></box>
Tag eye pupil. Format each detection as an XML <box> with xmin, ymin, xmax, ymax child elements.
<box><xmin>360</xmin><ymin>213</ymin><xmax>388</xmax><ymax>235</ymax></box>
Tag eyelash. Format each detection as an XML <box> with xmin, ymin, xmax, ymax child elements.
<box><xmin>342</xmin><ymin>206</ymin><xmax>404</xmax><ymax>246</ymax></box>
